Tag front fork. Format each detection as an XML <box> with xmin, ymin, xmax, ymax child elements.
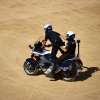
<box><xmin>26</xmin><ymin>57</ymin><xmax>38</xmax><ymax>68</ymax></box>
<box><xmin>26</xmin><ymin>58</ymin><xmax>33</xmax><ymax>65</ymax></box>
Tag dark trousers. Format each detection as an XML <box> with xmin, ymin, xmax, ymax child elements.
<box><xmin>57</xmin><ymin>54</ymin><xmax>69</xmax><ymax>65</ymax></box>
<box><xmin>51</xmin><ymin>37</ymin><xmax>64</xmax><ymax>62</ymax></box>
<box><xmin>57</xmin><ymin>54</ymin><xmax>75</xmax><ymax>65</ymax></box>
<box><xmin>51</xmin><ymin>47</ymin><xmax>63</xmax><ymax>74</ymax></box>
<box><xmin>51</xmin><ymin>46</ymin><xmax>64</xmax><ymax>63</ymax></box>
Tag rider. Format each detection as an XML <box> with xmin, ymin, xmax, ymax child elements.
<box><xmin>44</xmin><ymin>31</ymin><xmax>76</xmax><ymax>77</ymax></box>
<box><xmin>57</xmin><ymin>31</ymin><xmax>76</xmax><ymax>65</ymax></box>
<box><xmin>41</xmin><ymin>24</ymin><xmax>65</xmax><ymax>78</ymax></box>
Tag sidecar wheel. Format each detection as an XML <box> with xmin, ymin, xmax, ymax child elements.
<box><xmin>62</xmin><ymin>72</ymin><xmax>76</xmax><ymax>82</ymax></box>
<box><xmin>23</xmin><ymin>61</ymin><xmax>39</xmax><ymax>75</ymax></box>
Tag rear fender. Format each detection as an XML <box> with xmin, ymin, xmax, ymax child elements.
<box><xmin>60</xmin><ymin>60</ymin><xmax>76</xmax><ymax>73</ymax></box>
<box><xmin>72</xmin><ymin>59</ymin><xmax>83</xmax><ymax>68</ymax></box>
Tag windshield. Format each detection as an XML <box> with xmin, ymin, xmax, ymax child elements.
<box><xmin>34</xmin><ymin>36</ymin><xmax>44</xmax><ymax>45</ymax></box>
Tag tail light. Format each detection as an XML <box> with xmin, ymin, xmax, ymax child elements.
<box><xmin>73</xmin><ymin>59</ymin><xmax>83</xmax><ymax>65</ymax></box>
<box><xmin>73</xmin><ymin>59</ymin><xmax>83</xmax><ymax>69</ymax></box>
<box><xmin>72</xmin><ymin>59</ymin><xmax>79</xmax><ymax>62</ymax></box>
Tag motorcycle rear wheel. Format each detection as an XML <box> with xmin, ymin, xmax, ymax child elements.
<box><xmin>23</xmin><ymin>61</ymin><xmax>39</xmax><ymax>75</ymax></box>
<box><xmin>62</xmin><ymin>72</ymin><xmax>76</xmax><ymax>81</ymax></box>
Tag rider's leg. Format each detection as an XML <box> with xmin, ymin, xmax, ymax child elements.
<box><xmin>50</xmin><ymin>46</ymin><xmax>65</xmax><ymax>74</ymax></box>
<box><xmin>55</xmin><ymin>64</ymin><xmax>61</xmax><ymax>73</ymax></box>
<box><xmin>45</xmin><ymin>63</ymin><xmax>61</xmax><ymax>74</ymax></box>
<box><xmin>45</xmin><ymin>47</ymin><xmax>65</xmax><ymax>77</ymax></box>
<box><xmin>44</xmin><ymin>63</ymin><xmax>54</xmax><ymax>74</ymax></box>
<box><xmin>57</xmin><ymin>54</ymin><xmax>69</xmax><ymax>65</ymax></box>
<box><xmin>46</xmin><ymin>47</ymin><xmax>58</xmax><ymax>78</ymax></box>
<box><xmin>50</xmin><ymin>46</ymin><xmax>64</xmax><ymax>74</ymax></box>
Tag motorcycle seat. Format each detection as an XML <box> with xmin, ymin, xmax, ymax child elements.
<box><xmin>68</xmin><ymin>56</ymin><xmax>79</xmax><ymax>60</ymax></box>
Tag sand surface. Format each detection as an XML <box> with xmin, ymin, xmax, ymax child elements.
<box><xmin>0</xmin><ymin>0</ymin><xmax>100</xmax><ymax>100</ymax></box>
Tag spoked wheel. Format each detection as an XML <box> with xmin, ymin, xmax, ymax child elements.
<box><xmin>23</xmin><ymin>61</ymin><xmax>39</xmax><ymax>75</ymax></box>
<box><xmin>61</xmin><ymin>72</ymin><xmax>76</xmax><ymax>82</ymax></box>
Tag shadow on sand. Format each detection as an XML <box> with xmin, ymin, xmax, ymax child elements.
<box><xmin>75</xmin><ymin>66</ymin><xmax>100</xmax><ymax>81</ymax></box>
<box><xmin>29</xmin><ymin>66</ymin><xmax>100</xmax><ymax>82</ymax></box>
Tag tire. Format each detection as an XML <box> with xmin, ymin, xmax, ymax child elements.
<box><xmin>23</xmin><ymin>60</ymin><xmax>39</xmax><ymax>75</ymax></box>
<box><xmin>62</xmin><ymin>72</ymin><xmax>76</xmax><ymax>82</ymax></box>
<box><xmin>61</xmin><ymin>60</ymin><xmax>77</xmax><ymax>82</ymax></box>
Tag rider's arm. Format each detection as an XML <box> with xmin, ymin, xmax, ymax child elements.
<box><xmin>60</xmin><ymin>41</ymin><xmax>71</xmax><ymax>52</ymax></box>
<box><xmin>41</xmin><ymin>40</ymin><xmax>47</xmax><ymax>48</ymax></box>
<box><xmin>41</xmin><ymin>33</ymin><xmax>48</xmax><ymax>48</ymax></box>
<box><xmin>60</xmin><ymin>46</ymin><xmax>67</xmax><ymax>52</ymax></box>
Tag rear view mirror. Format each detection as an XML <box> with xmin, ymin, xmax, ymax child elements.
<box><xmin>76</xmin><ymin>40</ymin><xmax>80</xmax><ymax>43</ymax></box>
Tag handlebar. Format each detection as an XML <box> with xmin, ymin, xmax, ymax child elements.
<box><xmin>29</xmin><ymin>43</ymin><xmax>52</xmax><ymax>51</ymax></box>
<box><xmin>29</xmin><ymin>45</ymin><xmax>33</xmax><ymax>49</ymax></box>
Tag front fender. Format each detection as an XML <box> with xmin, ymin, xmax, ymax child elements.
<box><xmin>26</xmin><ymin>58</ymin><xmax>40</xmax><ymax>68</ymax></box>
<box><xmin>26</xmin><ymin>58</ymin><xmax>34</xmax><ymax>65</ymax></box>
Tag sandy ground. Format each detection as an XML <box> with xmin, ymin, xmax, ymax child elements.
<box><xmin>0</xmin><ymin>0</ymin><xmax>100</xmax><ymax>100</ymax></box>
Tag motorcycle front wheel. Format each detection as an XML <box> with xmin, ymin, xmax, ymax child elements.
<box><xmin>23</xmin><ymin>61</ymin><xmax>39</xmax><ymax>75</ymax></box>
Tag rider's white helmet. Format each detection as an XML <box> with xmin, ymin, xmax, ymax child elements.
<box><xmin>44</xmin><ymin>24</ymin><xmax>52</xmax><ymax>33</ymax></box>
<box><xmin>65</xmin><ymin>31</ymin><xmax>75</xmax><ymax>40</ymax></box>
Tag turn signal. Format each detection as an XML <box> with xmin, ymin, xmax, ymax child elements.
<box><xmin>33</xmin><ymin>56</ymin><xmax>37</xmax><ymax>61</ymax></box>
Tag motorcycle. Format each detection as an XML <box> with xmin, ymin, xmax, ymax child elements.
<box><xmin>23</xmin><ymin>36</ymin><xmax>83</xmax><ymax>81</ymax></box>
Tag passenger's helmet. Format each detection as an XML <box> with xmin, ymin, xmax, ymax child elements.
<box><xmin>44</xmin><ymin>24</ymin><xmax>52</xmax><ymax>33</ymax></box>
<box><xmin>65</xmin><ymin>31</ymin><xmax>75</xmax><ymax>40</ymax></box>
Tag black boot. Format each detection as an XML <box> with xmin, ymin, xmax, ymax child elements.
<box><xmin>46</xmin><ymin>65</ymin><xmax>55</xmax><ymax>78</ymax></box>
<box><xmin>46</xmin><ymin>72</ymin><xmax>54</xmax><ymax>78</ymax></box>
<box><xmin>55</xmin><ymin>64</ymin><xmax>61</xmax><ymax>73</ymax></box>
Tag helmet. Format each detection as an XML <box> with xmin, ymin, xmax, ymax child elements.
<box><xmin>44</xmin><ymin>24</ymin><xmax>52</xmax><ymax>33</ymax></box>
<box><xmin>65</xmin><ymin>31</ymin><xmax>75</xmax><ymax>40</ymax></box>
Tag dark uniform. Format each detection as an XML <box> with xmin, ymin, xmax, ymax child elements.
<box><xmin>44</xmin><ymin>30</ymin><xmax>64</xmax><ymax>74</ymax></box>
<box><xmin>65</xmin><ymin>40</ymin><xmax>76</xmax><ymax>55</ymax></box>
<box><xmin>57</xmin><ymin>39</ymin><xmax>76</xmax><ymax>65</ymax></box>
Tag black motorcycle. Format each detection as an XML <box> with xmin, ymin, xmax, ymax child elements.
<box><xmin>23</xmin><ymin>36</ymin><xmax>83</xmax><ymax>81</ymax></box>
